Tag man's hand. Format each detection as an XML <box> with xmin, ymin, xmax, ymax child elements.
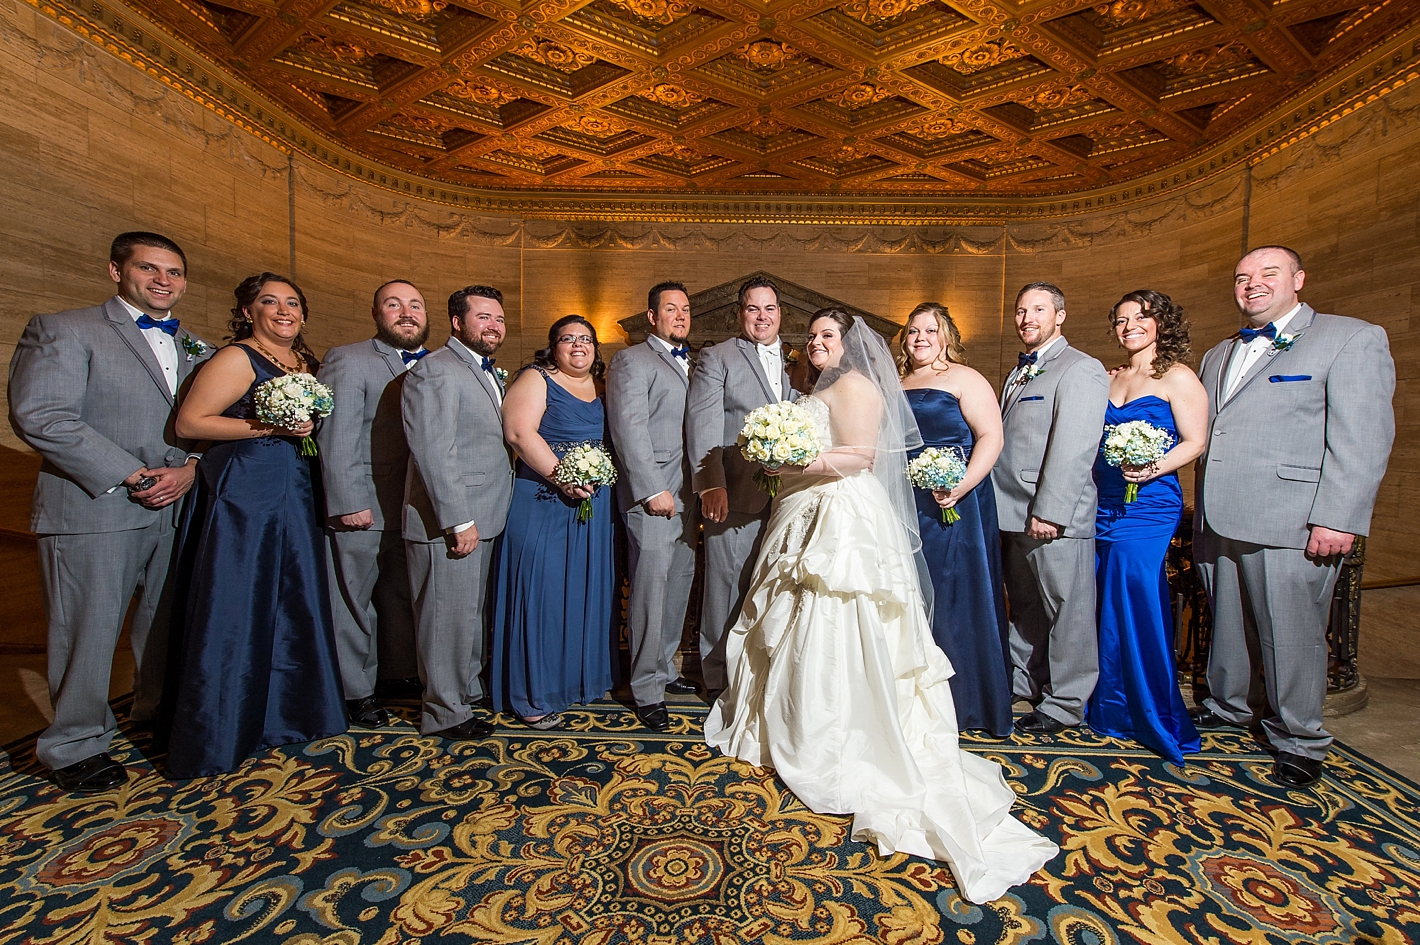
<box><xmin>448</xmin><ymin>524</ymin><xmax>480</xmax><ymax>558</ymax></box>
<box><xmin>1307</xmin><ymin>525</ymin><xmax>1354</xmax><ymax>559</ymax></box>
<box><xmin>644</xmin><ymin>491</ymin><xmax>676</xmax><ymax>518</ymax></box>
<box><xmin>339</xmin><ymin>509</ymin><xmax>375</xmax><ymax>530</ymax></box>
<box><xmin>700</xmin><ymin>487</ymin><xmax>728</xmax><ymax>524</ymax></box>
<box><xmin>1026</xmin><ymin>516</ymin><xmax>1061</xmax><ymax>541</ymax></box>
<box><xmin>129</xmin><ymin>461</ymin><xmax>198</xmax><ymax>510</ymax></box>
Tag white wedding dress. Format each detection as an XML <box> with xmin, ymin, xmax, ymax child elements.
<box><xmin>704</xmin><ymin>395</ymin><xmax>1058</xmax><ymax>904</ymax></box>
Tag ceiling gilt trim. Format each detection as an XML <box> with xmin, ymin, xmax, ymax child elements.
<box><xmin>19</xmin><ymin>0</ymin><xmax>1420</xmax><ymax>224</ymax></box>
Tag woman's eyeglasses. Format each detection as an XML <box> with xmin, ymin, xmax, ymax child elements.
<box><xmin>557</xmin><ymin>334</ymin><xmax>594</xmax><ymax>347</ymax></box>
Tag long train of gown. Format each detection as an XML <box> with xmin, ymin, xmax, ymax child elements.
<box><xmin>704</xmin><ymin>401</ymin><xmax>1057</xmax><ymax>903</ymax></box>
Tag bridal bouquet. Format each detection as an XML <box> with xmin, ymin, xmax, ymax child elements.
<box><xmin>907</xmin><ymin>446</ymin><xmax>969</xmax><ymax>524</ymax></box>
<box><xmin>1102</xmin><ymin>420</ymin><xmax>1174</xmax><ymax>502</ymax></box>
<box><xmin>552</xmin><ymin>444</ymin><xmax>618</xmax><ymax>523</ymax></box>
<box><xmin>253</xmin><ymin>374</ymin><xmax>334</xmax><ymax>457</ymax></box>
<box><xmin>738</xmin><ymin>401</ymin><xmax>821</xmax><ymax>497</ymax></box>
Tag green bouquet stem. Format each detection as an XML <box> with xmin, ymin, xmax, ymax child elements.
<box><xmin>1125</xmin><ymin>483</ymin><xmax>1139</xmax><ymax>503</ymax></box>
<box><xmin>577</xmin><ymin>498</ymin><xmax>594</xmax><ymax>523</ymax></box>
<box><xmin>941</xmin><ymin>507</ymin><xmax>960</xmax><ymax>525</ymax></box>
<box><xmin>301</xmin><ymin>435</ymin><xmax>318</xmax><ymax>457</ymax></box>
<box><xmin>754</xmin><ymin>469</ymin><xmax>782</xmax><ymax>497</ymax></box>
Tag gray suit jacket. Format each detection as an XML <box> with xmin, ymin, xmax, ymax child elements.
<box><xmin>1196</xmin><ymin>304</ymin><xmax>1395</xmax><ymax>548</ymax></box>
<box><xmin>316</xmin><ymin>338</ymin><xmax>411</xmax><ymax>530</ymax></box>
<box><xmin>992</xmin><ymin>340</ymin><xmax>1109</xmax><ymax>538</ymax></box>
<box><xmin>606</xmin><ymin>339</ymin><xmax>691</xmax><ymax>512</ymax></box>
<box><xmin>401</xmin><ymin>343</ymin><xmax>513</xmax><ymax>543</ymax></box>
<box><xmin>8</xmin><ymin>297</ymin><xmax>211</xmax><ymax>534</ymax></box>
<box><xmin>685</xmin><ymin>337</ymin><xmax>796</xmax><ymax>516</ymax></box>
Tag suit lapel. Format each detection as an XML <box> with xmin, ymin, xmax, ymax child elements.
<box><xmin>647</xmin><ymin>339</ymin><xmax>689</xmax><ymax>388</ymax></box>
<box><xmin>1222</xmin><ymin>305</ymin><xmax>1316</xmax><ymax>408</ymax></box>
<box><xmin>373</xmin><ymin>338</ymin><xmax>406</xmax><ymax>378</ymax></box>
<box><xmin>737</xmin><ymin>337</ymin><xmax>777</xmax><ymax>402</ymax></box>
<box><xmin>1002</xmin><ymin>338</ymin><xmax>1068</xmax><ymax>421</ymax></box>
<box><xmin>104</xmin><ymin>298</ymin><xmax>174</xmax><ymax>406</ymax></box>
<box><xmin>449</xmin><ymin>341</ymin><xmax>502</xmax><ymax>413</ymax></box>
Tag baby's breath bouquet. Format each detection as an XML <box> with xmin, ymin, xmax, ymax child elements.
<box><xmin>552</xmin><ymin>443</ymin><xmax>618</xmax><ymax>523</ymax></box>
<box><xmin>907</xmin><ymin>446</ymin><xmax>969</xmax><ymax>524</ymax></box>
<box><xmin>738</xmin><ymin>401</ymin><xmax>821</xmax><ymax>497</ymax></box>
<box><xmin>253</xmin><ymin>374</ymin><xmax>334</xmax><ymax>457</ymax></box>
<box><xmin>1102</xmin><ymin>420</ymin><xmax>1175</xmax><ymax>502</ymax></box>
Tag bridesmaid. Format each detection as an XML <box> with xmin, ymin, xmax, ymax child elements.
<box><xmin>167</xmin><ymin>273</ymin><xmax>346</xmax><ymax>777</ymax></box>
<box><xmin>494</xmin><ymin>315</ymin><xmax>616</xmax><ymax>730</ymax></box>
<box><xmin>1087</xmin><ymin>289</ymin><xmax>1207</xmax><ymax>765</ymax></box>
<box><xmin>898</xmin><ymin>303</ymin><xmax>1012</xmax><ymax>736</ymax></box>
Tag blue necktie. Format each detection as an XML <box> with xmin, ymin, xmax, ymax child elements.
<box><xmin>671</xmin><ymin>346</ymin><xmax>690</xmax><ymax>360</ymax></box>
<box><xmin>1017</xmin><ymin>351</ymin><xmax>1038</xmax><ymax>369</ymax></box>
<box><xmin>481</xmin><ymin>356</ymin><xmax>496</xmax><ymax>373</ymax></box>
<box><xmin>136</xmin><ymin>314</ymin><xmax>180</xmax><ymax>336</ymax></box>
<box><xmin>401</xmin><ymin>349</ymin><xmax>428</xmax><ymax>365</ymax></box>
<box><xmin>1238</xmin><ymin>323</ymin><xmax>1277</xmax><ymax>343</ymax></box>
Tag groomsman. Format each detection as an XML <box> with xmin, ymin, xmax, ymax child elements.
<box><xmin>402</xmin><ymin>285</ymin><xmax>514</xmax><ymax>739</ymax></box>
<box><xmin>686</xmin><ymin>275</ymin><xmax>795</xmax><ymax>694</ymax></box>
<box><xmin>1194</xmin><ymin>245</ymin><xmax>1394</xmax><ymax>788</ymax></box>
<box><xmin>316</xmin><ymin>280</ymin><xmax>428</xmax><ymax>728</ymax></box>
<box><xmin>8</xmin><ymin>232</ymin><xmax>210</xmax><ymax>791</ymax></box>
<box><xmin>993</xmin><ymin>282</ymin><xmax>1109</xmax><ymax>735</ymax></box>
<box><xmin>607</xmin><ymin>281</ymin><xmax>699</xmax><ymax>731</ymax></box>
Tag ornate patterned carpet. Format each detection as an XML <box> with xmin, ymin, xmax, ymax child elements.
<box><xmin>2</xmin><ymin>698</ymin><xmax>1418</xmax><ymax>945</ymax></box>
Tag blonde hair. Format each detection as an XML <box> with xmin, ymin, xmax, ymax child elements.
<box><xmin>896</xmin><ymin>302</ymin><xmax>968</xmax><ymax>376</ymax></box>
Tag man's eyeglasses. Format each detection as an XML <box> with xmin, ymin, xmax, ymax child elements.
<box><xmin>557</xmin><ymin>334</ymin><xmax>595</xmax><ymax>347</ymax></box>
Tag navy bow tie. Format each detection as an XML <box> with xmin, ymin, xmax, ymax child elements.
<box><xmin>1238</xmin><ymin>323</ymin><xmax>1278</xmax><ymax>343</ymax></box>
<box><xmin>401</xmin><ymin>349</ymin><xmax>428</xmax><ymax>365</ymax></box>
<box><xmin>481</xmin><ymin>356</ymin><xmax>496</xmax><ymax>373</ymax></box>
<box><xmin>671</xmin><ymin>346</ymin><xmax>690</xmax><ymax>360</ymax></box>
<box><xmin>1017</xmin><ymin>351</ymin><xmax>1038</xmax><ymax>369</ymax></box>
<box><xmin>136</xmin><ymin>314</ymin><xmax>180</xmax><ymax>336</ymax></box>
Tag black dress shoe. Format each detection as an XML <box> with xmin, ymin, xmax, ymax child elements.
<box><xmin>1189</xmin><ymin>706</ymin><xmax>1240</xmax><ymax>730</ymax></box>
<box><xmin>1013</xmin><ymin>711</ymin><xmax>1067</xmax><ymax>735</ymax></box>
<box><xmin>665</xmin><ymin>677</ymin><xmax>699</xmax><ymax>695</ymax></box>
<box><xmin>1273</xmin><ymin>751</ymin><xmax>1323</xmax><ymax>788</ymax></box>
<box><xmin>636</xmin><ymin>703</ymin><xmax>670</xmax><ymax>732</ymax></box>
<box><xmin>346</xmin><ymin>696</ymin><xmax>390</xmax><ymax>728</ymax></box>
<box><xmin>436</xmin><ymin>717</ymin><xmax>495</xmax><ymax>740</ymax></box>
<box><xmin>53</xmin><ymin>753</ymin><xmax>127</xmax><ymax>793</ymax></box>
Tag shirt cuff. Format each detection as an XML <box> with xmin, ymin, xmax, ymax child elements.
<box><xmin>448</xmin><ymin>520</ymin><xmax>476</xmax><ymax>534</ymax></box>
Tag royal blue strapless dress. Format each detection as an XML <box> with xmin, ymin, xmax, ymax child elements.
<box><xmin>493</xmin><ymin>369</ymin><xmax>616</xmax><ymax>719</ymax></box>
<box><xmin>906</xmin><ymin>388</ymin><xmax>1012</xmax><ymax>736</ymax></box>
<box><xmin>1087</xmin><ymin>395</ymin><xmax>1200</xmax><ymax>765</ymax></box>
<box><xmin>166</xmin><ymin>346</ymin><xmax>347</xmax><ymax>778</ymax></box>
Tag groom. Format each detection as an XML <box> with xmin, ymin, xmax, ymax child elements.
<box><xmin>1193</xmin><ymin>245</ymin><xmax>1394</xmax><ymax>788</ymax></box>
<box><xmin>993</xmin><ymin>282</ymin><xmax>1109</xmax><ymax>735</ymax></box>
<box><xmin>686</xmin><ymin>275</ymin><xmax>795</xmax><ymax>695</ymax></box>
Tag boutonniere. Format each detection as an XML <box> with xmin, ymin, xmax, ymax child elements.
<box><xmin>495</xmin><ymin>367</ymin><xmax>509</xmax><ymax>384</ymax></box>
<box><xmin>180</xmin><ymin>335</ymin><xmax>208</xmax><ymax>361</ymax></box>
<box><xmin>1021</xmin><ymin>364</ymin><xmax>1047</xmax><ymax>382</ymax></box>
<box><xmin>784</xmin><ymin>350</ymin><xmax>799</xmax><ymax>367</ymax></box>
<box><xmin>1272</xmin><ymin>333</ymin><xmax>1300</xmax><ymax>352</ymax></box>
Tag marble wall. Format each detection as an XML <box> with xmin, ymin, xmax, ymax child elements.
<box><xmin>2</xmin><ymin>4</ymin><xmax>1417</xmax><ymax>579</ymax></box>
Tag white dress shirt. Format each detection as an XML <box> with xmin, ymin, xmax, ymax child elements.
<box><xmin>649</xmin><ymin>333</ymin><xmax>690</xmax><ymax>376</ymax></box>
<box><xmin>1223</xmin><ymin>304</ymin><xmax>1301</xmax><ymax>400</ymax></box>
<box><xmin>117</xmin><ymin>296</ymin><xmax>178</xmax><ymax>396</ymax></box>
<box><xmin>757</xmin><ymin>341</ymin><xmax>784</xmax><ymax>400</ymax></box>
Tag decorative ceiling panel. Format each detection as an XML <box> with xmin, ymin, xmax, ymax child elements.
<box><xmin>40</xmin><ymin>0</ymin><xmax>1420</xmax><ymax>216</ymax></box>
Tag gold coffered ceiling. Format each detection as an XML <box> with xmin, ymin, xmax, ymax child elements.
<box><xmin>71</xmin><ymin>0</ymin><xmax>1420</xmax><ymax>208</ymax></box>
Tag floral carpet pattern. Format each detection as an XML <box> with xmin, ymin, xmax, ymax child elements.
<box><xmin>1</xmin><ymin>698</ymin><xmax>1418</xmax><ymax>945</ymax></box>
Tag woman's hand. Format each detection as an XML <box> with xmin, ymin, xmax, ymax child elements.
<box><xmin>1121</xmin><ymin>462</ymin><xmax>1158</xmax><ymax>484</ymax></box>
<box><xmin>932</xmin><ymin>488</ymin><xmax>961</xmax><ymax>510</ymax></box>
<box><xmin>276</xmin><ymin>419</ymin><xmax>315</xmax><ymax>438</ymax></box>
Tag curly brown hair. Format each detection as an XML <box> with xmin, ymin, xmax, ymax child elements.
<box><xmin>895</xmin><ymin>302</ymin><xmax>968</xmax><ymax>377</ymax></box>
<box><xmin>229</xmin><ymin>272</ymin><xmax>318</xmax><ymax>369</ymax></box>
<box><xmin>1108</xmin><ymin>288</ymin><xmax>1190</xmax><ymax>378</ymax></box>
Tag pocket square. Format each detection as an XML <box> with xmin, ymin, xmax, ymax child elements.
<box><xmin>1268</xmin><ymin>375</ymin><xmax>1312</xmax><ymax>383</ymax></box>
<box><xmin>1018</xmin><ymin>395</ymin><xmax>1045</xmax><ymax>402</ymax></box>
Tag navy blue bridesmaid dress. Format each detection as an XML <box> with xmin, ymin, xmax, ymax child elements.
<box><xmin>165</xmin><ymin>346</ymin><xmax>347</xmax><ymax>778</ymax></box>
<box><xmin>905</xmin><ymin>388</ymin><xmax>1013</xmax><ymax>736</ymax></box>
<box><xmin>493</xmin><ymin>368</ymin><xmax>616</xmax><ymax>719</ymax></box>
<box><xmin>1087</xmin><ymin>395</ymin><xmax>1200</xmax><ymax>765</ymax></box>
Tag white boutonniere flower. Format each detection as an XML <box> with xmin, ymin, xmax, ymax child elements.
<box><xmin>1022</xmin><ymin>364</ymin><xmax>1047</xmax><ymax>382</ymax></box>
<box><xmin>1271</xmin><ymin>333</ymin><xmax>1299</xmax><ymax>352</ymax></box>
<box><xmin>495</xmin><ymin>367</ymin><xmax>509</xmax><ymax>383</ymax></box>
<box><xmin>180</xmin><ymin>335</ymin><xmax>208</xmax><ymax>361</ymax></box>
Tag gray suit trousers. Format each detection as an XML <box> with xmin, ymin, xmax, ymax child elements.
<box><xmin>625</xmin><ymin>505</ymin><xmax>697</xmax><ymax>706</ymax></box>
<box><xmin>36</xmin><ymin>520</ymin><xmax>175</xmax><ymax>769</ymax></box>
<box><xmin>1001</xmin><ymin>531</ymin><xmax>1099</xmax><ymax>725</ymax></box>
<box><xmin>406</xmin><ymin>538</ymin><xmax>493</xmax><ymax>734</ymax></box>
<box><xmin>327</xmin><ymin>527</ymin><xmax>418</xmax><ymax>698</ymax></box>
<box><xmin>1195</xmin><ymin>527</ymin><xmax>1338</xmax><ymax>760</ymax></box>
<box><xmin>699</xmin><ymin>508</ymin><xmax>767</xmax><ymax>691</ymax></box>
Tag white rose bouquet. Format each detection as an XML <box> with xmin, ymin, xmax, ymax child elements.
<box><xmin>738</xmin><ymin>401</ymin><xmax>821</xmax><ymax>497</ymax></box>
<box><xmin>1102</xmin><ymin>420</ymin><xmax>1175</xmax><ymax>503</ymax></box>
<box><xmin>253</xmin><ymin>374</ymin><xmax>334</xmax><ymax>457</ymax></box>
<box><xmin>906</xmin><ymin>446</ymin><xmax>969</xmax><ymax>524</ymax></box>
<box><xmin>551</xmin><ymin>443</ymin><xmax>618</xmax><ymax>523</ymax></box>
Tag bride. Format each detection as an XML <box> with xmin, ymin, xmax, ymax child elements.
<box><xmin>704</xmin><ymin>309</ymin><xmax>1058</xmax><ymax>904</ymax></box>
